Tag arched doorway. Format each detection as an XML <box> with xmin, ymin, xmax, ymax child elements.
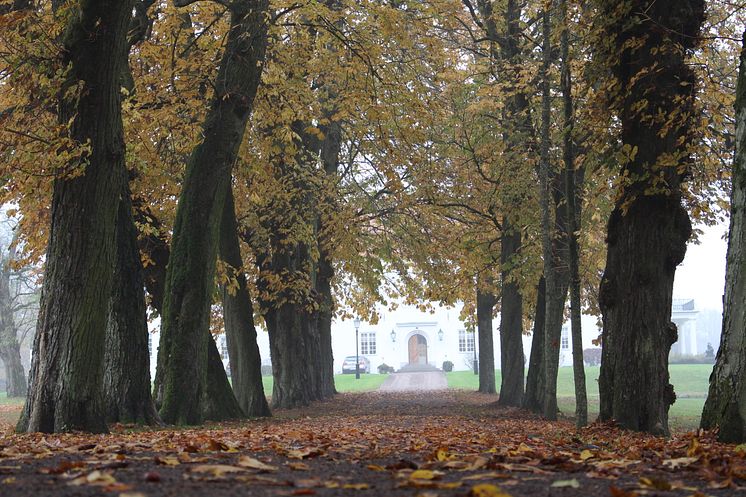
<box><xmin>408</xmin><ymin>334</ymin><xmax>428</xmax><ymax>365</ymax></box>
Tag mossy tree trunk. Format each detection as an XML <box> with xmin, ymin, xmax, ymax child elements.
<box><xmin>219</xmin><ymin>188</ymin><xmax>270</xmax><ymax>418</ymax></box>
<box><xmin>156</xmin><ymin>0</ymin><xmax>269</xmax><ymax>425</ymax></box>
<box><xmin>17</xmin><ymin>0</ymin><xmax>134</xmax><ymax>433</ymax></box>
<box><xmin>476</xmin><ymin>287</ymin><xmax>496</xmax><ymax>394</ymax></box>
<box><xmin>701</xmin><ymin>29</ymin><xmax>746</xmax><ymax>443</ymax></box>
<box><xmin>597</xmin><ymin>0</ymin><xmax>704</xmax><ymax>436</ymax></box>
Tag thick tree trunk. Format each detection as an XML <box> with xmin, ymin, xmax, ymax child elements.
<box><xmin>523</xmin><ymin>277</ymin><xmax>546</xmax><ymax>411</ymax></box>
<box><xmin>701</xmin><ymin>30</ymin><xmax>746</xmax><ymax>443</ymax></box>
<box><xmin>476</xmin><ymin>288</ymin><xmax>496</xmax><ymax>394</ymax></box>
<box><xmin>498</xmin><ymin>227</ymin><xmax>524</xmax><ymax>405</ymax></box>
<box><xmin>597</xmin><ymin>0</ymin><xmax>703</xmax><ymax>436</ymax></box>
<box><xmin>561</xmin><ymin>0</ymin><xmax>587</xmax><ymax>428</ymax></box>
<box><xmin>0</xmin><ymin>262</ymin><xmax>26</xmax><ymax>398</ymax></box>
<box><xmin>316</xmin><ymin>251</ymin><xmax>336</xmax><ymax>399</ymax></box>
<box><xmin>219</xmin><ymin>189</ymin><xmax>270</xmax><ymax>418</ymax></box>
<box><xmin>265</xmin><ymin>303</ymin><xmax>317</xmax><ymax>409</ymax></box>
<box><xmin>156</xmin><ymin>0</ymin><xmax>268</xmax><ymax>425</ymax></box>
<box><xmin>17</xmin><ymin>0</ymin><xmax>133</xmax><ymax>433</ymax></box>
<box><xmin>103</xmin><ymin>185</ymin><xmax>160</xmax><ymax>425</ymax></box>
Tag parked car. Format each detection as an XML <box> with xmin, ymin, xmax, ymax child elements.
<box><xmin>342</xmin><ymin>355</ymin><xmax>370</xmax><ymax>374</ymax></box>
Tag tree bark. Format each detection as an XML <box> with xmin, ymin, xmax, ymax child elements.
<box><xmin>561</xmin><ymin>0</ymin><xmax>587</xmax><ymax>428</ymax></box>
<box><xmin>0</xmin><ymin>258</ymin><xmax>26</xmax><ymax>398</ymax></box>
<box><xmin>155</xmin><ymin>0</ymin><xmax>269</xmax><ymax>425</ymax></box>
<box><xmin>523</xmin><ymin>276</ymin><xmax>546</xmax><ymax>411</ymax></box>
<box><xmin>539</xmin><ymin>5</ymin><xmax>561</xmax><ymax>421</ymax></box>
<box><xmin>264</xmin><ymin>300</ymin><xmax>318</xmax><ymax>409</ymax></box>
<box><xmin>315</xmin><ymin>117</ymin><xmax>343</xmax><ymax>400</ymax></box>
<box><xmin>103</xmin><ymin>183</ymin><xmax>160</xmax><ymax>425</ymax></box>
<box><xmin>597</xmin><ymin>0</ymin><xmax>704</xmax><ymax>436</ymax></box>
<box><xmin>539</xmin><ymin>6</ymin><xmax>572</xmax><ymax>421</ymax></box>
<box><xmin>17</xmin><ymin>0</ymin><xmax>133</xmax><ymax>433</ymax></box>
<box><xmin>476</xmin><ymin>287</ymin><xmax>496</xmax><ymax>394</ymax></box>
<box><xmin>498</xmin><ymin>227</ymin><xmax>524</xmax><ymax>405</ymax></box>
<box><xmin>701</xmin><ymin>29</ymin><xmax>746</xmax><ymax>443</ymax></box>
<box><xmin>219</xmin><ymin>188</ymin><xmax>270</xmax><ymax>418</ymax></box>
<box><xmin>203</xmin><ymin>334</ymin><xmax>245</xmax><ymax>421</ymax></box>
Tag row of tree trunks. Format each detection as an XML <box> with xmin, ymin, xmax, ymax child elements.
<box><xmin>17</xmin><ymin>0</ymin><xmax>134</xmax><ymax>433</ymax></box>
<box><xmin>597</xmin><ymin>0</ymin><xmax>704</xmax><ymax>436</ymax></box>
<box><xmin>700</xmin><ymin>29</ymin><xmax>746</xmax><ymax>443</ymax></box>
<box><xmin>155</xmin><ymin>0</ymin><xmax>270</xmax><ymax>425</ymax></box>
<box><xmin>134</xmin><ymin>192</ymin><xmax>269</xmax><ymax>419</ymax></box>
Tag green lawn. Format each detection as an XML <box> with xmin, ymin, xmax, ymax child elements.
<box><xmin>446</xmin><ymin>364</ymin><xmax>713</xmax><ymax>431</ymax></box>
<box><xmin>0</xmin><ymin>393</ymin><xmax>24</xmax><ymax>406</ymax></box>
<box><xmin>261</xmin><ymin>373</ymin><xmax>388</xmax><ymax>396</ymax></box>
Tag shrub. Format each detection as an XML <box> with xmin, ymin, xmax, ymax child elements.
<box><xmin>442</xmin><ymin>360</ymin><xmax>454</xmax><ymax>372</ymax></box>
<box><xmin>260</xmin><ymin>364</ymin><xmax>273</xmax><ymax>376</ymax></box>
<box><xmin>583</xmin><ymin>348</ymin><xmax>602</xmax><ymax>367</ymax></box>
<box><xmin>378</xmin><ymin>363</ymin><xmax>395</xmax><ymax>374</ymax></box>
<box><xmin>668</xmin><ymin>354</ymin><xmax>715</xmax><ymax>365</ymax></box>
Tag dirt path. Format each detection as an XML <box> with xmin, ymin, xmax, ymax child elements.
<box><xmin>0</xmin><ymin>391</ymin><xmax>741</xmax><ymax>497</ymax></box>
<box><xmin>378</xmin><ymin>371</ymin><xmax>448</xmax><ymax>392</ymax></box>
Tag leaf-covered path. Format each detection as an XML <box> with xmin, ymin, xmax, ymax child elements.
<box><xmin>0</xmin><ymin>391</ymin><xmax>743</xmax><ymax>497</ymax></box>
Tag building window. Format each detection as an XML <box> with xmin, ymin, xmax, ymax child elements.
<box><xmin>561</xmin><ymin>327</ymin><xmax>570</xmax><ymax>350</ymax></box>
<box><xmin>459</xmin><ymin>329</ymin><xmax>475</xmax><ymax>353</ymax></box>
<box><xmin>220</xmin><ymin>336</ymin><xmax>229</xmax><ymax>360</ymax></box>
<box><xmin>361</xmin><ymin>332</ymin><xmax>376</xmax><ymax>355</ymax></box>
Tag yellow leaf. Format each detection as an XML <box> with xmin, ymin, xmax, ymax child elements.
<box><xmin>468</xmin><ymin>483</ymin><xmax>512</xmax><ymax>497</ymax></box>
<box><xmin>342</xmin><ymin>483</ymin><xmax>370</xmax><ymax>490</ymax></box>
<box><xmin>580</xmin><ymin>449</ymin><xmax>595</xmax><ymax>461</ymax></box>
<box><xmin>410</xmin><ymin>469</ymin><xmax>436</xmax><ymax>480</ymax></box>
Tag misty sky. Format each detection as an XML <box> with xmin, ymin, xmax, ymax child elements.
<box><xmin>673</xmin><ymin>221</ymin><xmax>729</xmax><ymax>312</ymax></box>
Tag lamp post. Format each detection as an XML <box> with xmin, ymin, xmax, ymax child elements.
<box><xmin>354</xmin><ymin>317</ymin><xmax>361</xmax><ymax>380</ymax></box>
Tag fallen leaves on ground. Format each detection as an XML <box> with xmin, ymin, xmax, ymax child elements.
<box><xmin>0</xmin><ymin>391</ymin><xmax>743</xmax><ymax>496</ymax></box>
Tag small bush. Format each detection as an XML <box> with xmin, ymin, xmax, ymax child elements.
<box><xmin>260</xmin><ymin>364</ymin><xmax>273</xmax><ymax>376</ymax></box>
<box><xmin>583</xmin><ymin>348</ymin><xmax>602</xmax><ymax>367</ymax></box>
<box><xmin>669</xmin><ymin>354</ymin><xmax>715</xmax><ymax>365</ymax></box>
<box><xmin>378</xmin><ymin>363</ymin><xmax>395</xmax><ymax>374</ymax></box>
<box><xmin>442</xmin><ymin>360</ymin><xmax>454</xmax><ymax>372</ymax></box>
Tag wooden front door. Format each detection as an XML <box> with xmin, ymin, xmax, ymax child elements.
<box><xmin>408</xmin><ymin>334</ymin><xmax>428</xmax><ymax>364</ymax></box>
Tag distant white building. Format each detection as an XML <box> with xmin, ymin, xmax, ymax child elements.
<box><xmin>670</xmin><ymin>298</ymin><xmax>699</xmax><ymax>356</ymax></box>
<box><xmin>147</xmin><ymin>298</ymin><xmax>702</xmax><ymax>377</ymax></box>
